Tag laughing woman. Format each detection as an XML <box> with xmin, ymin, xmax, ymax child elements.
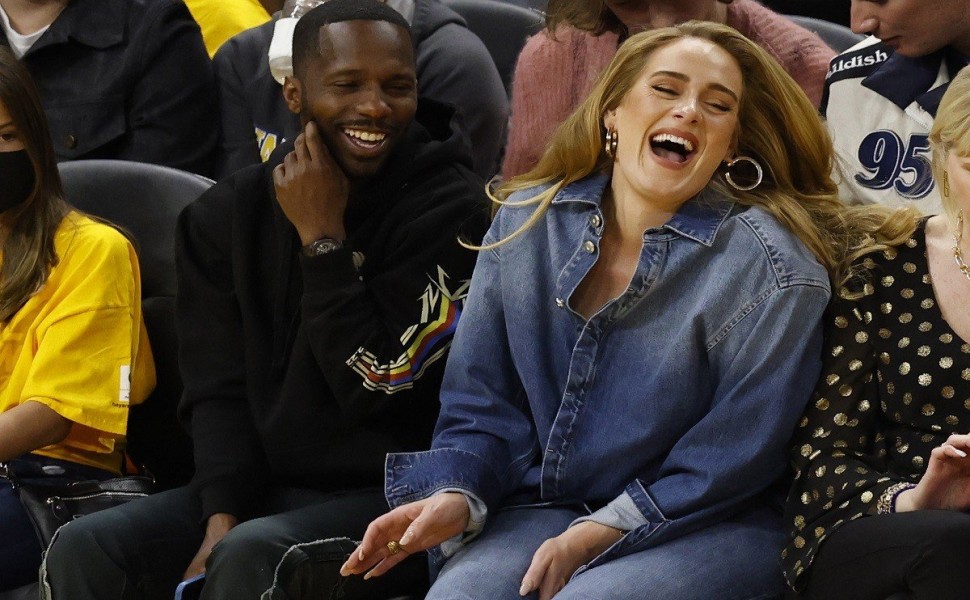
<box><xmin>0</xmin><ymin>48</ymin><xmax>154</xmax><ymax>590</ymax></box>
<box><xmin>341</xmin><ymin>21</ymin><xmax>912</xmax><ymax>600</ymax></box>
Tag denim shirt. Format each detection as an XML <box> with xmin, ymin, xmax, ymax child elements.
<box><xmin>386</xmin><ymin>173</ymin><xmax>831</xmax><ymax>565</ymax></box>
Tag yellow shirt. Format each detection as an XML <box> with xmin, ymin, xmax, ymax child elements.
<box><xmin>0</xmin><ymin>213</ymin><xmax>155</xmax><ymax>473</ymax></box>
<box><xmin>184</xmin><ymin>0</ymin><xmax>271</xmax><ymax>57</ymax></box>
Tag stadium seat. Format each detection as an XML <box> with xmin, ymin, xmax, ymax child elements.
<box><xmin>442</xmin><ymin>0</ymin><xmax>543</xmax><ymax>96</ymax></box>
<box><xmin>786</xmin><ymin>14</ymin><xmax>864</xmax><ymax>52</ymax></box>
<box><xmin>58</xmin><ymin>159</ymin><xmax>214</xmax><ymax>491</ymax></box>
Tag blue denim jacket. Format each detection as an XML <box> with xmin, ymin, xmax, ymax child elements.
<box><xmin>386</xmin><ymin>174</ymin><xmax>830</xmax><ymax>564</ymax></box>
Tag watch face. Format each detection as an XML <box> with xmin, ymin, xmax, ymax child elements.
<box><xmin>304</xmin><ymin>238</ymin><xmax>344</xmax><ymax>256</ymax></box>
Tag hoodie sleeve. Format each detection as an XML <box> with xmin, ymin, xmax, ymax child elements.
<box><xmin>298</xmin><ymin>167</ymin><xmax>490</xmax><ymax>425</ymax></box>
<box><xmin>176</xmin><ymin>173</ymin><xmax>270</xmax><ymax>521</ymax></box>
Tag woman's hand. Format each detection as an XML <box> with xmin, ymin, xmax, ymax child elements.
<box><xmin>340</xmin><ymin>492</ymin><xmax>470</xmax><ymax>580</ymax></box>
<box><xmin>896</xmin><ymin>433</ymin><xmax>970</xmax><ymax>512</ymax></box>
<box><xmin>519</xmin><ymin>521</ymin><xmax>624</xmax><ymax>600</ymax></box>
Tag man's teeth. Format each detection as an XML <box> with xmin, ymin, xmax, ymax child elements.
<box><xmin>344</xmin><ymin>128</ymin><xmax>386</xmax><ymax>142</ymax></box>
<box><xmin>651</xmin><ymin>133</ymin><xmax>693</xmax><ymax>152</ymax></box>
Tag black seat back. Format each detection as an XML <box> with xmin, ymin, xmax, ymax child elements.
<box><xmin>58</xmin><ymin>159</ymin><xmax>214</xmax><ymax>490</ymax></box>
<box><xmin>786</xmin><ymin>14</ymin><xmax>864</xmax><ymax>52</ymax></box>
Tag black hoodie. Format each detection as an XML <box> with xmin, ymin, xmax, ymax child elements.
<box><xmin>175</xmin><ymin>100</ymin><xmax>490</xmax><ymax>520</ymax></box>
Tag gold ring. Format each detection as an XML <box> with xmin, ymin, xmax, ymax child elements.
<box><xmin>386</xmin><ymin>540</ymin><xmax>404</xmax><ymax>555</ymax></box>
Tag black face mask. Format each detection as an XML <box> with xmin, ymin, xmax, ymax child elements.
<box><xmin>0</xmin><ymin>149</ymin><xmax>35</xmax><ymax>214</ymax></box>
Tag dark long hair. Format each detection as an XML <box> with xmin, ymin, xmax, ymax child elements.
<box><xmin>0</xmin><ymin>47</ymin><xmax>70</xmax><ymax>322</ymax></box>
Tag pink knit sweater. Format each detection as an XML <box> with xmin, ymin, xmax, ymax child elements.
<box><xmin>501</xmin><ymin>0</ymin><xmax>835</xmax><ymax>179</ymax></box>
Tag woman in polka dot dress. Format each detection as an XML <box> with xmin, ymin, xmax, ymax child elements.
<box><xmin>783</xmin><ymin>67</ymin><xmax>970</xmax><ymax>600</ymax></box>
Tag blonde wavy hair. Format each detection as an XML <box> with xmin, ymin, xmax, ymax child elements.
<box><xmin>929</xmin><ymin>66</ymin><xmax>970</xmax><ymax>231</ymax></box>
<box><xmin>491</xmin><ymin>21</ymin><xmax>919</xmax><ymax>291</ymax></box>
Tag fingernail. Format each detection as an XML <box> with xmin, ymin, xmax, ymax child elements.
<box><xmin>400</xmin><ymin>528</ymin><xmax>414</xmax><ymax>545</ymax></box>
<box><xmin>339</xmin><ymin>564</ymin><xmax>350</xmax><ymax>577</ymax></box>
<box><xmin>358</xmin><ymin>547</ymin><xmax>365</xmax><ymax>561</ymax></box>
<box><xmin>363</xmin><ymin>570</ymin><xmax>373</xmax><ymax>581</ymax></box>
<box><xmin>957</xmin><ymin>448</ymin><xmax>967</xmax><ymax>457</ymax></box>
<box><xmin>519</xmin><ymin>580</ymin><xmax>531</xmax><ymax>596</ymax></box>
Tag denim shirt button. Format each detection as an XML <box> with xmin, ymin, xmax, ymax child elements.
<box><xmin>590</xmin><ymin>214</ymin><xmax>601</xmax><ymax>228</ymax></box>
<box><xmin>583</xmin><ymin>240</ymin><xmax>596</xmax><ymax>253</ymax></box>
<box><xmin>555</xmin><ymin>297</ymin><xmax>565</xmax><ymax>308</ymax></box>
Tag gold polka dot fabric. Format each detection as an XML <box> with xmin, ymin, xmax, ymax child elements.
<box><xmin>782</xmin><ymin>220</ymin><xmax>970</xmax><ymax>590</ymax></box>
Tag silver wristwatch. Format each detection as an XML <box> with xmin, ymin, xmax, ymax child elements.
<box><xmin>301</xmin><ymin>237</ymin><xmax>344</xmax><ymax>257</ymax></box>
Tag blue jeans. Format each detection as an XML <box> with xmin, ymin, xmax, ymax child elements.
<box><xmin>427</xmin><ymin>505</ymin><xmax>785</xmax><ymax>600</ymax></box>
<box><xmin>0</xmin><ymin>454</ymin><xmax>112</xmax><ymax>591</ymax></box>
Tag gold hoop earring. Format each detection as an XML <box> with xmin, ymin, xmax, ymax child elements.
<box><xmin>943</xmin><ymin>170</ymin><xmax>951</xmax><ymax>198</ymax></box>
<box><xmin>604</xmin><ymin>127</ymin><xmax>618</xmax><ymax>159</ymax></box>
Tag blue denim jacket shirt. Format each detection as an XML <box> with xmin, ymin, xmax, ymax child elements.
<box><xmin>386</xmin><ymin>173</ymin><xmax>831</xmax><ymax>564</ymax></box>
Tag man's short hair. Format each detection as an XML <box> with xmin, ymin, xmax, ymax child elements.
<box><xmin>292</xmin><ymin>0</ymin><xmax>412</xmax><ymax>79</ymax></box>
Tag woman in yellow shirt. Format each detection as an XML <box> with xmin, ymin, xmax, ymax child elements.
<box><xmin>0</xmin><ymin>47</ymin><xmax>154</xmax><ymax>590</ymax></box>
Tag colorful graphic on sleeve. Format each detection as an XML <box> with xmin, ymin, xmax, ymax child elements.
<box><xmin>348</xmin><ymin>266</ymin><xmax>471</xmax><ymax>394</ymax></box>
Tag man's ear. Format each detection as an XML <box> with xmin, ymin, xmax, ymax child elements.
<box><xmin>282</xmin><ymin>76</ymin><xmax>303</xmax><ymax>115</ymax></box>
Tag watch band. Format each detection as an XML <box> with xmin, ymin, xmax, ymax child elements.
<box><xmin>301</xmin><ymin>237</ymin><xmax>344</xmax><ymax>257</ymax></box>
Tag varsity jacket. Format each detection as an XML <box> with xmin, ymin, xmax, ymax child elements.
<box><xmin>212</xmin><ymin>0</ymin><xmax>507</xmax><ymax>179</ymax></box>
<box><xmin>823</xmin><ymin>36</ymin><xmax>968</xmax><ymax>214</ymax></box>
<box><xmin>175</xmin><ymin>100</ymin><xmax>490</xmax><ymax>520</ymax></box>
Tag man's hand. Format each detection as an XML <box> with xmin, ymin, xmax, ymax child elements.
<box><xmin>272</xmin><ymin>121</ymin><xmax>349</xmax><ymax>245</ymax></box>
<box><xmin>182</xmin><ymin>513</ymin><xmax>239</xmax><ymax>580</ymax></box>
<box><xmin>340</xmin><ymin>493</ymin><xmax>470</xmax><ymax>580</ymax></box>
<box><xmin>895</xmin><ymin>433</ymin><xmax>970</xmax><ymax>512</ymax></box>
<box><xmin>519</xmin><ymin>521</ymin><xmax>624</xmax><ymax>600</ymax></box>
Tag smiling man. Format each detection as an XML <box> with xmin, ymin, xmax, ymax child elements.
<box><xmin>41</xmin><ymin>1</ymin><xmax>488</xmax><ymax>599</ymax></box>
<box><xmin>823</xmin><ymin>0</ymin><xmax>970</xmax><ymax>214</ymax></box>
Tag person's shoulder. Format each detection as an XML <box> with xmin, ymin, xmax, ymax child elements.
<box><xmin>200</xmin><ymin>161</ymin><xmax>271</xmax><ymax>209</ymax></box>
<box><xmin>726</xmin><ymin>204</ymin><xmax>830</xmax><ymax>289</ymax></box>
<box><xmin>731</xmin><ymin>1</ymin><xmax>836</xmax><ymax>62</ymax></box>
<box><xmin>825</xmin><ymin>36</ymin><xmax>891</xmax><ymax>84</ymax></box>
<box><xmin>54</xmin><ymin>212</ymin><xmax>135</xmax><ymax>268</ymax></box>
<box><xmin>178</xmin><ymin>161</ymin><xmax>271</xmax><ymax>237</ymax></box>
<box><xmin>495</xmin><ymin>175</ymin><xmax>601</xmax><ymax>230</ymax></box>
<box><xmin>850</xmin><ymin>217</ymin><xmax>927</xmax><ymax>275</ymax></box>
<box><xmin>735</xmin><ymin>0</ymin><xmax>825</xmax><ymax>43</ymax></box>
<box><xmin>411</xmin><ymin>0</ymin><xmax>464</xmax><ymax>40</ymax></box>
<box><xmin>120</xmin><ymin>0</ymin><xmax>196</xmax><ymax>23</ymax></box>
<box><xmin>519</xmin><ymin>24</ymin><xmax>591</xmax><ymax>59</ymax></box>
<box><xmin>213</xmin><ymin>18</ymin><xmax>275</xmax><ymax>65</ymax></box>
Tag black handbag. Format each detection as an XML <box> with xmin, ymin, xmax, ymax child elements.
<box><xmin>0</xmin><ymin>462</ymin><xmax>155</xmax><ymax>546</ymax></box>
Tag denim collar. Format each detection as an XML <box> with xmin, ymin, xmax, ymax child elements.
<box><xmin>550</xmin><ymin>172</ymin><xmax>735</xmax><ymax>247</ymax></box>
<box><xmin>862</xmin><ymin>44</ymin><xmax>970</xmax><ymax>115</ymax></box>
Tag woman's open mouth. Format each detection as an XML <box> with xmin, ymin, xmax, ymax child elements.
<box><xmin>649</xmin><ymin>133</ymin><xmax>696</xmax><ymax>165</ymax></box>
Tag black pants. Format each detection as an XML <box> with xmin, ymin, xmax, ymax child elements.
<box><xmin>0</xmin><ymin>455</ymin><xmax>112</xmax><ymax>591</ymax></box>
<box><xmin>42</xmin><ymin>486</ymin><xmax>428</xmax><ymax>600</ymax></box>
<box><xmin>791</xmin><ymin>510</ymin><xmax>970</xmax><ymax>600</ymax></box>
